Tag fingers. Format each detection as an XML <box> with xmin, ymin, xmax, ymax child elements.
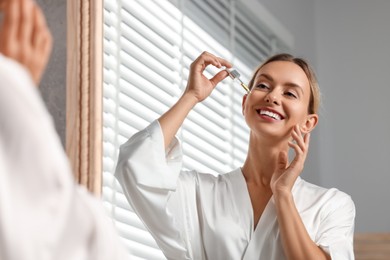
<box><xmin>272</xmin><ymin>126</ymin><xmax>310</xmax><ymax>193</ymax></box>
<box><xmin>3</xmin><ymin>0</ymin><xmax>19</xmax><ymax>33</ymax></box>
<box><xmin>0</xmin><ymin>0</ymin><xmax>52</xmax><ymax>85</ymax></box>
<box><xmin>0</xmin><ymin>0</ymin><xmax>19</xmax><ymax>54</ymax></box>
<box><xmin>31</xmin><ymin>2</ymin><xmax>52</xmax><ymax>84</ymax></box>
<box><xmin>32</xmin><ymin>5</ymin><xmax>44</xmax><ymax>47</ymax></box>
<box><xmin>19</xmin><ymin>0</ymin><xmax>33</xmax><ymax>46</ymax></box>
<box><xmin>277</xmin><ymin>151</ymin><xmax>288</xmax><ymax>171</ymax></box>
<box><xmin>191</xmin><ymin>51</ymin><xmax>232</xmax><ymax>73</ymax></box>
<box><xmin>288</xmin><ymin>125</ymin><xmax>310</xmax><ymax>169</ymax></box>
<box><xmin>195</xmin><ymin>51</ymin><xmax>232</xmax><ymax>86</ymax></box>
<box><xmin>32</xmin><ymin>3</ymin><xmax>52</xmax><ymax>52</ymax></box>
<box><xmin>30</xmin><ymin>3</ymin><xmax>52</xmax><ymax>84</ymax></box>
<box><xmin>289</xmin><ymin>125</ymin><xmax>310</xmax><ymax>151</ymax></box>
<box><xmin>209</xmin><ymin>70</ymin><xmax>229</xmax><ymax>87</ymax></box>
<box><xmin>185</xmin><ymin>51</ymin><xmax>233</xmax><ymax>101</ymax></box>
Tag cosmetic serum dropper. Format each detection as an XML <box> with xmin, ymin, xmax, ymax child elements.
<box><xmin>226</xmin><ymin>68</ymin><xmax>250</xmax><ymax>93</ymax></box>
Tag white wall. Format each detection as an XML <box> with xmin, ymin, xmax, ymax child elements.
<box><xmin>315</xmin><ymin>0</ymin><xmax>390</xmax><ymax>232</ymax></box>
<box><xmin>36</xmin><ymin>0</ymin><xmax>66</xmax><ymax>147</ymax></box>
<box><xmin>258</xmin><ymin>0</ymin><xmax>390</xmax><ymax>232</ymax></box>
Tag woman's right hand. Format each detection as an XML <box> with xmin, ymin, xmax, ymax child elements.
<box><xmin>183</xmin><ymin>51</ymin><xmax>232</xmax><ymax>103</ymax></box>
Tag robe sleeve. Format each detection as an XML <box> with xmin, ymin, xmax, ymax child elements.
<box><xmin>0</xmin><ymin>54</ymin><xmax>127</xmax><ymax>260</ymax></box>
<box><xmin>316</xmin><ymin>192</ymin><xmax>356</xmax><ymax>259</ymax></box>
<box><xmin>115</xmin><ymin>121</ymin><xmax>201</xmax><ymax>260</ymax></box>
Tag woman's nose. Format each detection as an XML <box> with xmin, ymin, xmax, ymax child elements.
<box><xmin>265</xmin><ymin>92</ymin><xmax>280</xmax><ymax>105</ymax></box>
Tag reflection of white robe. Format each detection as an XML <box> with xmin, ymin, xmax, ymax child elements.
<box><xmin>0</xmin><ymin>54</ymin><xmax>127</xmax><ymax>260</ymax></box>
<box><xmin>116</xmin><ymin>120</ymin><xmax>355</xmax><ymax>260</ymax></box>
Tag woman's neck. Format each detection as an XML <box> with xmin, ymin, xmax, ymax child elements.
<box><xmin>242</xmin><ymin>133</ymin><xmax>289</xmax><ymax>187</ymax></box>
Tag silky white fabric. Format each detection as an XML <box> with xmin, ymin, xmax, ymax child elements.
<box><xmin>116</xmin><ymin>120</ymin><xmax>356</xmax><ymax>260</ymax></box>
<box><xmin>0</xmin><ymin>54</ymin><xmax>128</xmax><ymax>260</ymax></box>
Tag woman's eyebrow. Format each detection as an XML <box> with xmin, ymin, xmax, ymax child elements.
<box><xmin>256</xmin><ymin>73</ymin><xmax>304</xmax><ymax>93</ymax></box>
<box><xmin>284</xmin><ymin>82</ymin><xmax>304</xmax><ymax>94</ymax></box>
<box><xmin>256</xmin><ymin>73</ymin><xmax>274</xmax><ymax>82</ymax></box>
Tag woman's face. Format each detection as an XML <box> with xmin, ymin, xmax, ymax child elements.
<box><xmin>242</xmin><ymin>60</ymin><xmax>318</xmax><ymax>141</ymax></box>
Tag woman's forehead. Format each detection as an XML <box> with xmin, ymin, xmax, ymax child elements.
<box><xmin>256</xmin><ymin>61</ymin><xmax>310</xmax><ymax>89</ymax></box>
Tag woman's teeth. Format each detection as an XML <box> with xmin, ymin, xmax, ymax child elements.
<box><xmin>259</xmin><ymin>110</ymin><xmax>282</xmax><ymax>120</ymax></box>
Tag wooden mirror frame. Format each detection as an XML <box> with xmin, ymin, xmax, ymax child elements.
<box><xmin>66</xmin><ymin>0</ymin><xmax>103</xmax><ymax>196</ymax></box>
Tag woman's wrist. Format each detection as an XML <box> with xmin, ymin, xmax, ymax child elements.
<box><xmin>273</xmin><ymin>189</ymin><xmax>293</xmax><ymax>203</ymax></box>
<box><xmin>180</xmin><ymin>92</ymin><xmax>200</xmax><ymax>108</ymax></box>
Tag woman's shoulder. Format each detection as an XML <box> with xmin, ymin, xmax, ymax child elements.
<box><xmin>294</xmin><ymin>177</ymin><xmax>355</xmax><ymax>211</ymax></box>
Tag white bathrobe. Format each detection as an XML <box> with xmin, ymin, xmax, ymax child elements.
<box><xmin>116</xmin><ymin>120</ymin><xmax>355</xmax><ymax>260</ymax></box>
<box><xmin>0</xmin><ymin>54</ymin><xmax>128</xmax><ymax>260</ymax></box>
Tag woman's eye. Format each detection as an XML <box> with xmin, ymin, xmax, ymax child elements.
<box><xmin>285</xmin><ymin>91</ymin><xmax>297</xmax><ymax>98</ymax></box>
<box><xmin>255</xmin><ymin>83</ymin><xmax>269</xmax><ymax>90</ymax></box>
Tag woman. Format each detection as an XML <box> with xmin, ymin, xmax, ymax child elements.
<box><xmin>115</xmin><ymin>51</ymin><xmax>355</xmax><ymax>259</ymax></box>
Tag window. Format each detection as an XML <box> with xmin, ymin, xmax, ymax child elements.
<box><xmin>102</xmin><ymin>0</ymin><xmax>292</xmax><ymax>258</ymax></box>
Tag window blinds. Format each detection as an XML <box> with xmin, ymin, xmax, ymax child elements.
<box><xmin>103</xmin><ymin>0</ymin><xmax>292</xmax><ymax>258</ymax></box>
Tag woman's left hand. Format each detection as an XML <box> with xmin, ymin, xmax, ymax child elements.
<box><xmin>271</xmin><ymin>125</ymin><xmax>310</xmax><ymax>196</ymax></box>
<box><xmin>0</xmin><ymin>0</ymin><xmax>52</xmax><ymax>86</ymax></box>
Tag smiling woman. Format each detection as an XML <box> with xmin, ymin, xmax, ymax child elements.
<box><xmin>115</xmin><ymin>50</ymin><xmax>355</xmax><ymax>259</ymax></box>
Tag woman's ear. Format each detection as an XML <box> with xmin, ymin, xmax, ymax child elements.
<box><xmin>301</xmin><ymin>114</ymin><xmax>318</xmax><ymax>134</ymax></box>
<box><xmin>242</xmin><ymin>94</ymin><xmax>248</xmax><ymax>115</ymax></box>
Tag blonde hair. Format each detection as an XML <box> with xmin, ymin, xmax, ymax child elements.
<box><xmin>248</xmin><ymin>53</ymin><xmax>320</xmax><ymax>114</ymax></box>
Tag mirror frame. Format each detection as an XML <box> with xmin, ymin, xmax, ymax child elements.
<box><xmin>66</xmin><ymin>0</ymin><xmax>103</xmax><ymax>195</ymax></box>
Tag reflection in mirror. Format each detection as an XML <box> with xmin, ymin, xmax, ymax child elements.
<box><xmin>102</xmin><ymin>0</ymin><xmax>291</xmax><ymax>258</ymax></box>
